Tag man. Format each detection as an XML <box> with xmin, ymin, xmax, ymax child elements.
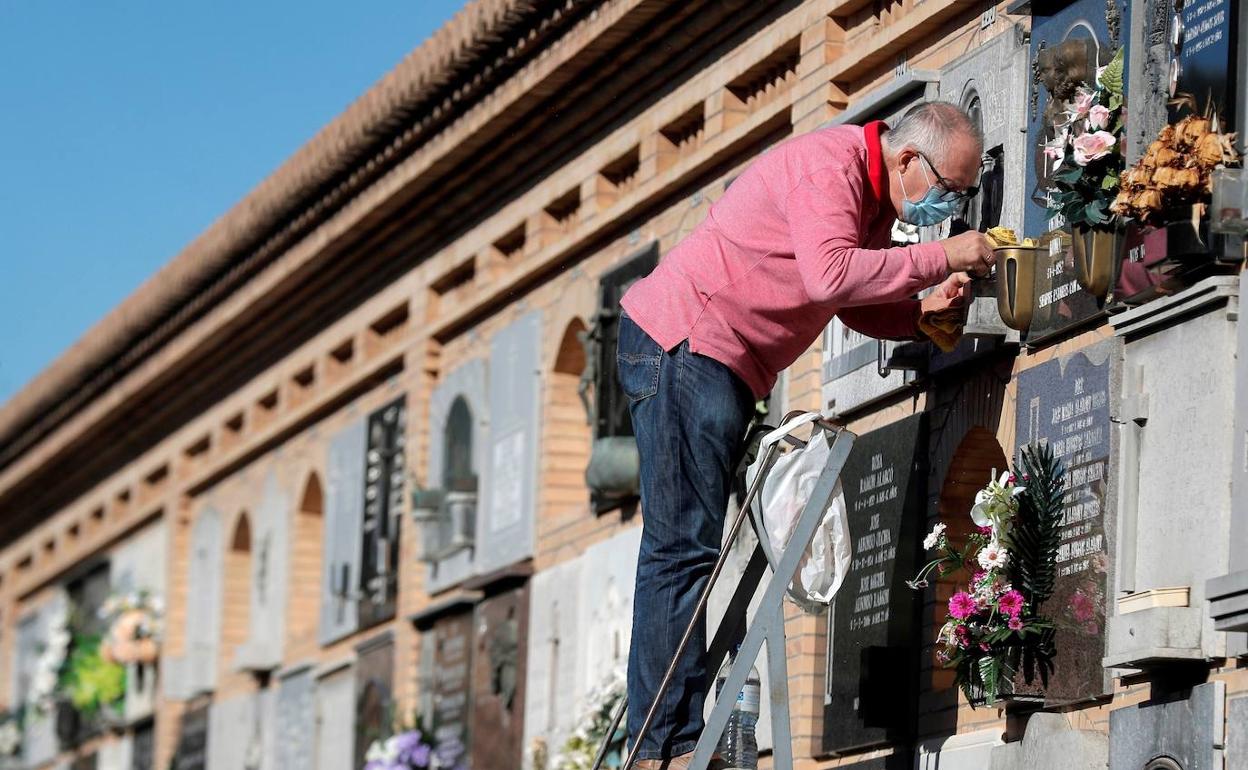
<box><xmin>617</xmin><ymin>101</ymin><xmax>993</xmax><ymax>769</ymax></box>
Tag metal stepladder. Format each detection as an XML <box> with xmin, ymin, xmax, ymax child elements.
<box><xmin>591</xmin><ymin>411</ymin><xmax>856</xmax><ymax>770</ymax></box>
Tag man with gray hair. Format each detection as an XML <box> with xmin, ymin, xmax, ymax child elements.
<box><xmin>618</xmin><ymin>101</ymin><xmax>992</xmax><ymax>769</ymax></box>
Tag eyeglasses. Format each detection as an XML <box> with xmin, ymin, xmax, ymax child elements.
<box><xmin>919</xmin><ymin>152</ymin><xmax>980</xmax><ymax>202</ymax></box>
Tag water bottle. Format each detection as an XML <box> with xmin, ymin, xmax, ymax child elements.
<box><xmin>714</xmin><ymin>645</ymin><xmax>760</xmax><ymax>770</ymax></box>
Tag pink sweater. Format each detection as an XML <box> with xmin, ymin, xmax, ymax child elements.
<box><xmin>620</xmin><ymin>122</ymin><xmax>949</xmax><ymax>399</ymax></box>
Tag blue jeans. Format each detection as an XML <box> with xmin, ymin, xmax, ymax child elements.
<box><xmin>617</xmin><ymin>313</ymin><xmax>755</xmax><ymax>761</ymax></box>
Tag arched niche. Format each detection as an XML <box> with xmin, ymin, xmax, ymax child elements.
<box><xmin>931</xmin><ymin>427</ymin><xmax>1008</xmax><ymax>691</ymax></box>
<box><xmin>288</xmin><ymin>471</ymin><xmax>324</xmax><ymax>656</ymax></box>
<box><xmin>222</xmin><ymin>510</ymin><xmax>252</xmax><ymax>673</ymax></box>
<box><xmin>544</xmin><ymin>317</ymin><xmax>593</xmax><ymax>518</ymax></box>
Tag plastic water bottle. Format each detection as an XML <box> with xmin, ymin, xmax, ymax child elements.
<box><xmin>714</xmin><ymin>646</ymin><xmax>760</xmax><ymax>769</ymax></box>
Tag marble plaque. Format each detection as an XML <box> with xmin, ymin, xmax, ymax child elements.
<box><xmin>470</xmin><ymin>587</ymin><xmax>529</xmax><ymax>770</ymax></box>
<box><xmin>276</xmin><ymin>667</ymin><xmax>315</xmax><ymax>770</ymax></box>
<box><xmin>1176</xmin><ymin>0</ymin><xmax>1236</xmax><ymax>119</ymax></box>
<box><xmin>320</xmin><ymin>420</ymin><xmax>366</xmax><ymax>645</ymax></box>
<box><xmin>824</xmin><ymin>414</ymin><xmax>926</xmax><ymax>754</ymax></box>
<box><xmin>354</xmin><ymin>632</ymin><xmax>395</xmax><ymax>769</ymax></box>
<box><xmin>239</xmin><ymin>472</ymin><xmax>290</xmax><ymax>670</ymax></box>
<box><xmin>314</xmin><ymin>665</ymin><xmax>355</xmax><ymax>770</ymax></box>
<box><xmin>522</xmin><ymin>557</ymin><xmax>584</xmax><ymax>766</ymax></box>
<box><xmin>1015</xmin><ymin>341</ymin><xmax>1113</xmax><ymax>703</ymax></box>
<box><xmin>431</xmin><ymin>611</ymin><xmax>473</xmax><ymax>768</ymax></box>
<box><xmin>426</xmin><ymin>360</ymin><xmax>487</xmax><ymax>593</ymax></box>
<box><xmin>171</xmin><ymin>699</ymin><xmax>210</xmax><ymax>770</ymax></box>
<box><xmin>185</xmin><ymin>507</ymin><xmax>223</xmax><ymax>694</ymax></box>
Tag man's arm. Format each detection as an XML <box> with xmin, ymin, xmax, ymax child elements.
<box><xmin>786</xmin><ymin>164</ymin><xmax>949</xmax><ymax>307</ymax></box>
<box><xmin>837</xmin><ymin>299</ymin><xmax>921</xmax><ymax>340</ymax></box>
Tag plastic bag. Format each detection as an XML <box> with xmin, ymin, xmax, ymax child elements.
<box><xmin>745</xmin><ymin>413</ymin><xmax>851</xmax><ymax>612</ymax></box>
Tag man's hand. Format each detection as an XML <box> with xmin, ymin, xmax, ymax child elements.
<box><xmin>918</xmin><ymin>272</ymin><xmax>972</xmax><ymax>352</ymax></box>
<box><xmin>920</xmin><ymin>271</ymin><xmax>972</xmax><ymax>316</ymax></box>
<box><xmin>941</xmin><ymin>231</ymin><xmax>996</xmax><ymax>277</ymax></box>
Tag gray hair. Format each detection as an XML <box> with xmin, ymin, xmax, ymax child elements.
<box><xmin>884</xmin><ymin>101</ymin><xmax>983</xmax><ymax>164</ymax></box>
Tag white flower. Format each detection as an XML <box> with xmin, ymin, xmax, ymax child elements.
<box><xmin>32</xmin><ymin>668</ymin><xmax>57</xmax><ymax>696</ymax></box>
<box><xmin>923</xmin><ymin>523</ymin><xmax>947</xmax><ymax>550</ymax></box>
<box><xmin>48</xmin><ymin>629</ymin><xmax>72</xmax><ymax>652</ymax></box>
<box><xmin>977</xmin><ymin>541</ymin><xmax>1010</xmax><ymax>571</ymax></box>
<box><xmin>0</xmin><ymin>720</ymin><xmax>20</xmax><ymax>756</ymax></box>
<box><xmin>365</xmin><ymin>740</ymin><xmax>388</xmax><ymax>762</ymax></box>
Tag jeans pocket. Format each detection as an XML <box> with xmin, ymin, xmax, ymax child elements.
<box><xmin>616</xmin><ymin>315</ymin><xmax>662</xmax><ymax>402</ymax></box>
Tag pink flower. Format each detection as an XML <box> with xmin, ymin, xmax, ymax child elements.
<box><xmin>949</xmin><ymin>591</ymin><xmax>978</xmax><ymax>620</ymax></box>
<box><xmin>1072</xmin><ymin>87</ymin><xmax>1095</xmax><ymax>117</ymax></box>
<box><xmin>997</xmin><ymin>590</ymin><xmax>1025</xmax><ymax>618</ymax></box>
<box><xmin>1069</xmin><ymin>590</ymin><xmax>1097</xmax><ymax>623</ymax></box>
<box><xmin>1008</xmin><ymin>617</ymin><xmax>1024</xmax><ymax>631</ymax></box>
<box><xmin>977</xmin><ymin>526</ymin><xmax>994</xmax><ymax>536</ymax></box>
<box><xmin>1088</xmin><ymin>104</ymin><xmax>1111</xmax><ymax>131</ymax></box>
<box><xmin>1073</xmin><ymin>131</ymin><xmax>1117</xmax><ymax>166</ymax></box>
<box><xmin>979</xmin><ymin>642</ymin><xmax>991</xmax><ymax>652</ymax></box>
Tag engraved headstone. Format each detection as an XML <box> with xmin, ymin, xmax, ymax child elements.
<box><xmin>359</xmin><ymin>399</ymin><xmax>405</xmax><ymax>629</ymax></box>
<box><xmin>1023</xmin><ymin>0</ymin><xmax>1132</xmax><ymax>344</ymax></box>
<box><xmin>824</xmin><ymin>414</ymin><xmax>926</xmax><ymax>754</ymax></box>
<box><xmin>480</xmin><ymin>312</ymin><xmax>542</xmax><ymax>574</ymax></box>
<box><xmin>314</xmin><ymin>665</ymin><xmax>355</xmax><ymax>770</ymax></box>
<box><xmin>427</xmin><ymin>360</ymin><xmax>488</xmax><ymax>592</ymax></box>
<box><xmin>1174</xmin><ymin>0</ymin><xmax>1237</xmax><ymax>121</ymax></box>
<box><xmin>354</xmin><ymin>633</ymin><xmax>395</xmax><ymax>769</ymax></box>
<box><xmin>185</xmin><ymin>507</ymin><xmax>223</xmax><ymax>695</ymax></box>
<box><xmin>131</xmin><ymin>723</ymin><xmax>154</xmax><ymax>770</ymax></box>
<box><xmin>320</xmin><ymin>420</ymin><xmax>366</xmax><ymax>645</ymax></box>
<box><xmin>239</xmin><ymin>473</ymin><xmax>289</xmax><ymax>670</ymax></box>
<box><xmin>470</xmin><ymin>587</ymin><xmax>529</xmax><ymax>770</ymax></box>
<box><xmin>171</xmin><ymin>698</ymin><xmax>210</xmax><ymax>770</ymax></box>
<box><xmin>431</xmin><ymin>611</ymin><xmax>473</xmax><ymax>769</ymax></box>
<box><xmin>522</xmin><ymin>557</ymin><xmax>583</xmax><ymax>765</ymax></box>
<box><xmin>1015</xmin><ymin>341</ymin><xmax>1113</xmax><ymax>703</ymax></box>
<box><xmin>276</xmin><ymin>667</ymin><xmax>315</xmax><ymax>770</ymax></box>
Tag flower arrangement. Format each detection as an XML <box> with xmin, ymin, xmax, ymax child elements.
<box><xmin>0</xmin><ymin>709</ymin><xmax>22</xmax><ymax>761</ymax></box>
<box><xmin>361</xmin><ymin>712</ymin><xmax>466</xmax><ymax>770</ymax></box>
<box><xmin>1111</xmin><ymin>97</ymin><xmax>1242</xmax><ymax>224</ymax></box>
<box><xmin>98</xmin><ymin>590</ymin><xmax>163</xmax><ymax>666</ymax></box>
<box><xmin>30</xmin><ymin>607</ymin><xmax>72</xmax><ymax>715</ymax></box>
<box><xmin>909</xmin><ymin>443</ymin><xmax>1065</xmax><ymax>705</ymax></box>
<box><xmin>1044</xmin><ymin>48</ymin><xmax>1127</xmax><ymax>230</ymax></box>
<box><xmin>530</xmin><ymin>667</ymin><xmax>626</xmax><ymax>770</ymax></box>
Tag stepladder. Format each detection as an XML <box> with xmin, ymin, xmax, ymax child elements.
<box><xmin>592</xmin><ymin>411</ymin><xmax>855</xmax><ymax>770</ymax></box>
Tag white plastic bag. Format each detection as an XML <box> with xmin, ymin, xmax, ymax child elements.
<box><xmin>745</xmin><ymin>413</ymin><xmax>851</xmax><ymax>612</ymax></box>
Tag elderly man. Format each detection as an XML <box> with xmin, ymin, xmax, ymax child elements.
<box><xmin>617</xmin><ymin>101</ymin><xmax>993</xmax><ymax>769</ymax></box>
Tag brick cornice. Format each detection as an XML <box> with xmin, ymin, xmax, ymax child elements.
<box><xmin>0</xmin><ymin>0</ymin><xmax>605</xmax><ymax>469</ymax></box>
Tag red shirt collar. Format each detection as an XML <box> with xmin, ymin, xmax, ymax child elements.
<box><xmin>864</xmin><ymin>120</ymin><xmax>896</xmax><ymax>223</ymax></box>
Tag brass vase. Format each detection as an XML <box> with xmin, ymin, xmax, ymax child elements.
<box><xmin>995</xmin><ymin>246</ymin><xmax>1043</xmax><ymax>331</ymax></box>
<box><xmin>1070</xmin><ymin>225</ymin><xmax>1117</xmax><ymax>299</ymax></box>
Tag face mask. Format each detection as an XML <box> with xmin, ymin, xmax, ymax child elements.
<box><xmin>897</xmin><ymin>157</ymin><xmax>960</xmax><ymax>226</ymax></box>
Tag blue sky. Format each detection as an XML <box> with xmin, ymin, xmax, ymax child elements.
<box><xmin>0</xmin><ymin>1</ymin><xmax>466</xmax><ymax>404</ymax></box>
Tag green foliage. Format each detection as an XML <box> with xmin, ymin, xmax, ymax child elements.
<box><xmin>1099</xmin><ymin>48</ymin><xmax>1124</xmax><ymax>97</ymax></box>
<box><xmin>62</xmin><ymin>634</ymin><xmax>126</xmax><ymax>718</ymax></box>
<box><xmin>1005</xmin><ymin>444</ymin><xmax>1065</xmax><ymax>606</ymax></box>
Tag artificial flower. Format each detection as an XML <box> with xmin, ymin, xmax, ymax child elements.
<box><xmin>0</xmin><ymin>719</ymin><xmax>20</xmax><ymax>756</ymax></box>
<box><xmin>1072</xmin><ymin>87</ymin><xmax>1095</xmax><ymax>118</ymax></box>
<box><xmin>949</xmin><ymin>592</ymin><xmax>977</xmax><ymax>620</ymax></box>
<box><xmin>997</xmin><ymin>590</ymin><xmax>1025</xmax><ymax>617</ymax></box>
<box><xmin>1073</xmin><ymin>131</ymin><xmax>1117</xmax><ymax>166</ymax></box>
<box><xmin>1008</xmin><ymin>617</ymin><xmax>1024</xmax><ymax>632</ymax></box>
<box><xmin>977</xmin><ymin>541</ymin><xmax>1010</xmax><ymax>571</ymax></box>
<box><xmin>1087</xmin><ymin>104</ymin><xmax>1111</xmax><ymax>131</ymax></box>
<box><xmin>923</xmin><ymin>523</ymin><xmax>947</xmax><ymax>550</ymax></box>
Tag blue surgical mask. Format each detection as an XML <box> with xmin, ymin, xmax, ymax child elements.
<box><xmin>897</xmin><ymin>157</ymin><xmax>960</xmax><ymax>226</ymax></box>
